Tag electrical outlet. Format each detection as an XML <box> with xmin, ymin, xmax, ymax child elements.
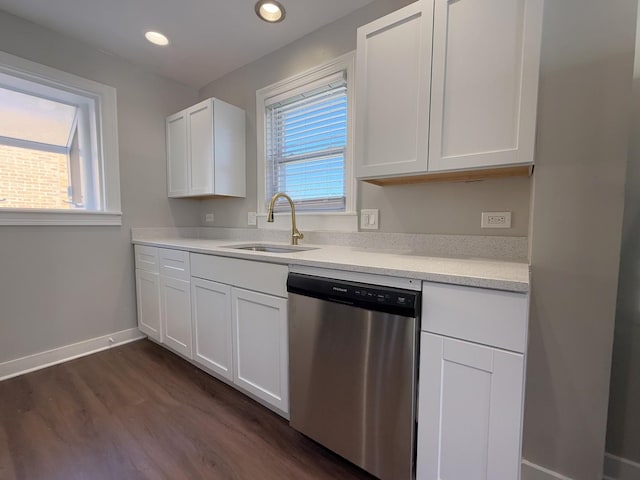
<box><xmin>481</xmin><ymin>211</ymin><xmax>512</xmax><ymax>228</ymax></box>
<box><xmin>360</xmin><ymin>209</ymin><xmax>379</xmax><ymax>230</ymax></box>
<box><xmin>247</xmin><ymin>212</ymin><xmax>257</xmax><ymax>226</ymax></box>
<box><xmin>205</xmin><ymin>213</ymin><xmax>214</xmax><ymax>223</ymax></box>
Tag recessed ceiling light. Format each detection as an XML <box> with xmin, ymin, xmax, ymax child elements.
<box><xmin>255</xmin><ymin>0</ymin><xmax>286</xmax><ymax>23</ymax></box>
<box><xmin>145</xmin><ymin>31</ymin><xmax>170</xmax><ymax>46</ymax></box>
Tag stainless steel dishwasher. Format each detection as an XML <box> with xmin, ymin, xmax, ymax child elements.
<box><xmin>287</xmin><ymin>271</ymin><xmax>421</xmax><ymax>480</ymax></box>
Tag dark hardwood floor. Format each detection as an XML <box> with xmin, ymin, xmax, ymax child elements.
<box><xmin>0</xmin><ymin>340</ymin><xmax>375</xmax><ymax>480</ymax></box>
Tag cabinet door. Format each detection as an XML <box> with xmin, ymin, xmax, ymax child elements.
<box><xmin>160</xmin><ymin>276</ymin><xmax>193</xmax><ymax>359</ymax></box>
<box><xmin>187</xmin><ymin>99</ymin><xmax>214</xmax><ymax>195</ymax></box>
<box><xmin>191</xmin><ymin>278</ymin><xmax>233</xmax><ymax>381</ymax></box>
<box><xmin>212</xmin><ymin>99</ymin><xmax>246</xmax><ymax>197</ymax></box>
<box><xmin>355</xmin><ymin>0</ymin><xmax>433</xmax><ymax>179</ymax></box>
<box><xmin>231</xmin><ymin>288</ymin><xmax>288</xmax><ymax>413</ymax></box>
<box><xmin>166</xmin><ymin>111</ymin><xmax>189</xmax><ymax>197</ymax></box>
<box><xmin>135</xmin><ymin>269</ymin><xmax>161</xmax><ymax>342</ymax></box>
<box><xmin>427</xmin><ymin>0</ymin><xmax>543</xmax><ymax>172</ymax></box>
<box><xmin>417</xmin><ymin>333</ymin><xmax>525</xmax><ymax>480</ymax></box>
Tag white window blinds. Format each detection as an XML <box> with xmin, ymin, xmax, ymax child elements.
<box><xmin>264</xmin><ymin>71</ymin><xmax>347</xmax><ymax>212</ymax></box>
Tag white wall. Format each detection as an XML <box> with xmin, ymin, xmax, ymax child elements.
<box><xmin>0</xmin><ymin>11</ymin><xmax>199</xmax><ymax>363</ymax></box>
<box><xmin>524</xmin><ymin>0</ymin><xmax>636</xmax><ymax>478</ymax></box>
<box><xmin>198</xmin><ymin>0</ymin><xmax>531</xmax><ymax>236</ymax></box>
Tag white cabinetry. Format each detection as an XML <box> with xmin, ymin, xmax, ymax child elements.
<box><xmin>134</xmin><ymin>245</ymin><xmax>161</xmax><ymax>342</ymax></box>
<box><xmin>136</xmin><ymin>269</ymin><xmax>162</xmax><ymax>342</ymax></box>
<box><xmin>158</xmin><ymin>248</ymin><xmax>192</xmax><ymax>358</ymax></box>
<box><xmin>135</xmin><ymin>269</ymin><xmax>161</xmax><ymax>342</ymax></box>
<box><xmin>232</xmin><ymin>288</ymin><xmax>288</xmax><ymax>412</ymax></box>
<box><xmin>191</xmin><ymin>278</ymin><xmax>233</xmax><ymax>381</ymax></box>
<box><xmin>166</xmin><ymin>97</ymin><xmax>245</xmax><ymax>198</ymax></box>
<box><xmin>190</xmin><ymin>253</ymin><xmax>289</xmax><ymax>415</ymax></box>
<box><xmin>417</xmin><ymin>282</ymin><xmax>529</xmax><ymax>480</ymax></box>
<box><xmin>418</xmin><ymin>334</ymin><xmax>525</xmax><ymax>479</ymax></box>
<box><xmin>166</xmin><ymin>112</ymin><xmax>188</xmax><ymax>196</ymax></box>
<box><xmin>160</xmin><ymin>275</ymin><xmax>192</xmax><ymax>358</ymax></box>
<box><xmin>134</xmin><ymin>250</ymin><xmax>289</xmax><ymax>415</ymax></box>
<box><xmin>355</xmin><ymin>1</ymin><xmax>432</xmax><ymax>178</ymax></box>
<box><xmin>134</xmin><ymin>246</ymin><xmax>192</xmax><ymax>359</ymax></box>
<box><xmin>355</xmin><ymin>0</ymin><xmax>543</xmax><ymax>182</ymax></box>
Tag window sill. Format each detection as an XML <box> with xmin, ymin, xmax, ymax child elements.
<box><xmin>257</xmin><ymin>212</ymin><xmax>358</xmax><ymax>232</ymax></box>
<box><xmin>0</xmin><ymin>209</ymin><xmax>122</xmax><ymax>226</ymax></box>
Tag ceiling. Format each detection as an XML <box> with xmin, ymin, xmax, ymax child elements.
<box><xmin>0</xmin><ymin>0</ymin><xmax>377</xmax><ymax>89</ymax></box>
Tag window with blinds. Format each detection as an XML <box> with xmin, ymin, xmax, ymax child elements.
<box><xmin>264</xmin><ymin>71</ymin><xmax>347</xmax><ymax>212</ymax></box>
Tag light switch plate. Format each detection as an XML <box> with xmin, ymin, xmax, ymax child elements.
<box><xmin>361</xmin><ymin>209</ymin><xmax>379</xmax><ymax>230</ymax></box>
<box><xmin>247</xmin><ymin>212</ymin><xmax>257</xmax><ymax>226</ymax></box>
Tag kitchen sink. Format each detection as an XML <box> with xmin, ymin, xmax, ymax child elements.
<box><xmin>222</xmin><ymin>244</ymin><xmax>318</xmax><ymax>254</ymax></box>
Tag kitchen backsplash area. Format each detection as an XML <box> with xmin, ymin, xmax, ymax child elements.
<box><xmin>131</xmin><ymin>227</ymin><xmax>528</xmax><ymax>262</ymax></box>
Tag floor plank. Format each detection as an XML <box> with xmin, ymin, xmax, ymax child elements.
<box><xmin>0</xmin><ymin>426</ymin><xmax>16</xmax><ymax>480</ymax></box>
<box><xmin>0</xmin><ymin>340</ymin><xmax>375</xmax><ymax>480</ymax></box>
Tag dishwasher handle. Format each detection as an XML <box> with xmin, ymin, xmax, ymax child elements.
<box><xmin>287</xmin><ymin>273</ymin><xmax>420</xmax><ymax>318</ymax></box>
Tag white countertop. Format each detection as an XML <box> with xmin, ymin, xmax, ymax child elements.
<box><xmin>133</xmin><ymin>237</ymin><xmax>530</xmax><ymax>293</ymax></box>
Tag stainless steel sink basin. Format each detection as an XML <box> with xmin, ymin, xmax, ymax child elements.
<box><xmin>222</xmin><ymin>244</ymin><xmax>318</xmax><ymax>254</ymax></box>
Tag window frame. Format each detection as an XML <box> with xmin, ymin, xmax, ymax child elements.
<box><xmin>256</xmin><ymin>52</ymin><xmax>357</xmax><ymax>232</ymax></box>
<box><xmin>0</xmin><ymin>51</ymin><xmax>121</xmax><ymax>226</ymax></box>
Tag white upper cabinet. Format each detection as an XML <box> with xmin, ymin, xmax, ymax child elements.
<box><xmin>355</xmin><ymin>1</ymin><xmax>433</xmax><ymax>178</ymax></box>
<box><xmin>428</xmin><ymin>0</ymin><xmax>543</xmax><ymax>172</ymax></box>
<box><xmin>187</xmin><ymin>101</ymin><xmax>214</xmax><ymax>195</ymax></box>
<box><xmin>355</xmin><ymin>0</ymin><xmax>543</xmax><ymax>181</ymax></box>
<box><xmin>166</xmin><ymin>112</ymin><xmax>188</xmax><ymax>196</ymax></box>
<box><xmin>166</xmin><ymin>97</ymin><xmax>246</xmax><ymax>198</ymax></box>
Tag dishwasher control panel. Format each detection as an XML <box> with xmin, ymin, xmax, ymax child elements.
<box><xmin>350</xmin><ymin>287</ymin><xmax>410</xmax><ymax>306</ymax></box>
<box><xmin>288</xmin><ymin>273</ymin><xmax>420</xmax><ymax>317</ymax></box>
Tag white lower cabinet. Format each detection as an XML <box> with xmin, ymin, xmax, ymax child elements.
<box><xmin>160</xmin><ymin>276</ymin><xmax>192</xmax><ymax>359</ymax></box>
<box><xmin>135</xmin><ymin>269</ymin><xmax>162</xmax><ymax>342</ymax></box>
<box><xmin>135</xmin><ymin>248</ymin><xmax>289</xmax><ymax>415</ymax></box>
<box><xmin>191</xmin><ymin>278</ymin><xmax>233</xmax><ymax>381</ymax></box>
<box><xmin>134</xmin><ymin>245</ymin><xmax>192</xmax><ymax>359</ymax></box>
<box><xmin>417</xmin><ymin>281</ymin><xmax>529</xmax><ymax>480</ymax></box>
<box><xmin>417</xmin><ymin>333</ymin><xmax>525</xmax><ymax>480</ymax></box>
<box><xmin>231</xmin><ymin>288</ymin><xmax>288</xmax><ymax>413</ymax></box>
<box><xmin>189</xmin><ymin>253</ymin><xmax>290</xmax><ymax>415</ymax></box>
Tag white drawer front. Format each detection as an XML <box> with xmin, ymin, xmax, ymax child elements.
<box><xmin>158</xmin><ymin>248</ymin><xmax>190</xmax><ymax>281</ymax></box>
<box><xmin>421</xmin><ymin>282</ymin><xmax>529</xmax><ymax>353</ymax></box>
<box><xmin>191</xmin><ymin>253</ymin><xmax>288</xmax><ymax>298</ymax></box>
<box><xmin>134</xmin><ymin>245</ymin><xmax>159</xmax><ymax>273</ymax></box>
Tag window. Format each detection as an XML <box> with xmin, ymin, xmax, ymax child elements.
<box><xmin>257</xmin><ymin>53</ymin><xmax>356</xmax><ymax>231</ymax></box>
<box><xmin>265</xmin><ymin>72</ymin><xmax>347</xmax><ymax>212</ymax></box>
<box><xmin>0</xmin><ymin>51</ymin><xmax>120</xmax><ymax>225</ymax></box>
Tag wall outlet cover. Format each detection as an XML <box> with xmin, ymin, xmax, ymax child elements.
<box><xmin>481</xmin><ymin>211</ymin><xmax>512</xmax><ymax>228</ymax></box>
<box><xmin>205</xmin><ymin>213</ymin><xmax>214</xmax><ymax>223</ymax></box>
<box><xmin>247</xmin><ymin>212</ymin><xmax>257</xmax><ymax>226</ymax></box>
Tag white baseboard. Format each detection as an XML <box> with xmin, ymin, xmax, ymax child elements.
<box><xmin>522</xmin><ymin>459</ymin><xmax>574</xmax><ymax>480</ymax></box>
<box><xmin>603</xmin><ymin>453</ymin><xmax>640</xmax><ymax>480</ymax></box>
<box><xmin>0</xmin><ymin>328</ymin><xmax>145</xmax><ymax>381</ymax></box>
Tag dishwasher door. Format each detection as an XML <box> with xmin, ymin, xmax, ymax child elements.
<box><xmin>288</xmin><ymin>273</ymin><xmax>419</xmax><ymax>480</ymax></box>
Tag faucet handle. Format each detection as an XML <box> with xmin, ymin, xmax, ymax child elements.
<box><xmin>292</xmin><ymin>230</ymin><xmax>304</xmax><ymax>245</ymax></box>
